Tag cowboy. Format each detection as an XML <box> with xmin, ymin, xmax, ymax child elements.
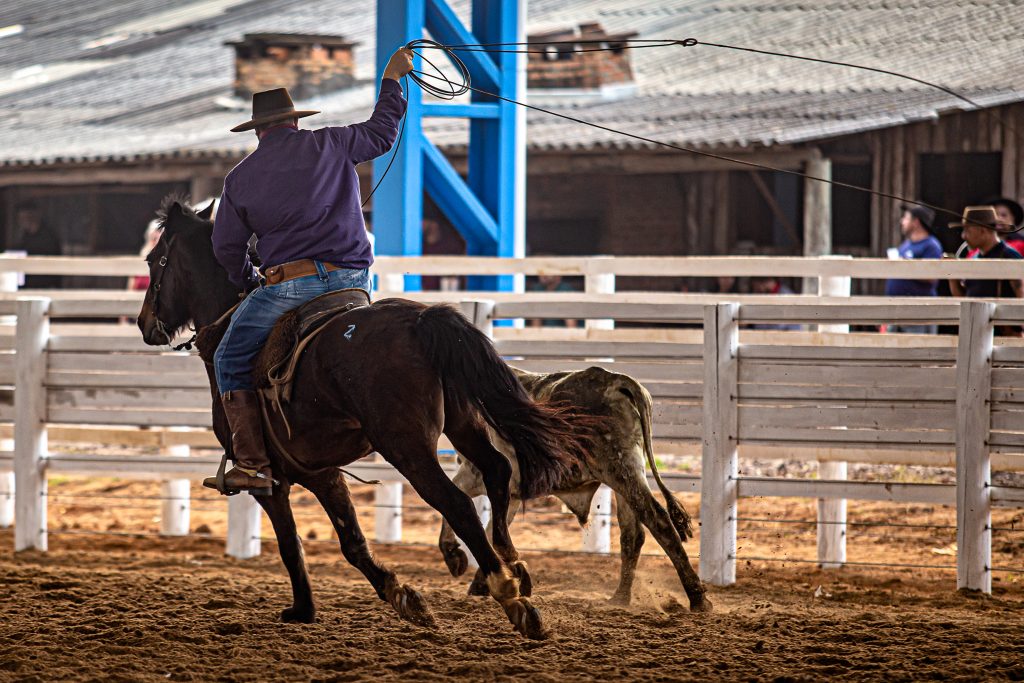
<box><xmin>202</xmin><ymin>47</ymin><xmax>414</xmax><ymax>495</ymax></box>
<box><xmin>947</xmin><ymin>205</ymin><xmax>1024</xmax><ymax>305</ymax></box>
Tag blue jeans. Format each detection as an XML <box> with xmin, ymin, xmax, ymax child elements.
<box><xmin>214</xmin><ymin>264</ymin><xmax>370</xmax><ymax>393</ymax></box>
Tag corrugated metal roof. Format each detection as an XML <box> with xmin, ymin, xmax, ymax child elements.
<box><xmin>1</xmin><ymin>0</ymin><xmax>1022</xmax><ymax>166</ymax></box>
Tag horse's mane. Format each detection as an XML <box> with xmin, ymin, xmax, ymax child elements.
<box><xmin>154</xmin><ymin>193</ymin><xmax>199</xmax><ymax>231</ymax></box>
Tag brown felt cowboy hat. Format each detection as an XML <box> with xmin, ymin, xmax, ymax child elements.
<box><xmin>230</xmin><ymin>87</ymin><xmax>320</xmax><ymax>133</ymax></box>
<box><xmin>947</xmin><ymin>205</ymin><xmax>1006</xmax><ymax>232</ymax></box>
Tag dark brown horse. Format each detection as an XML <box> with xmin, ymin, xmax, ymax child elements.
<box><xmin>136</xmin><ymin>198</ymin><xmax>586</xmax><ymax>639</ymax></box>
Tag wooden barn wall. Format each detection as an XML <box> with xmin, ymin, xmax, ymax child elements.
<box><xmin>826</xmin><ymin>103</ymin><xmax>1024</xmax><ymax>256</ymax></box>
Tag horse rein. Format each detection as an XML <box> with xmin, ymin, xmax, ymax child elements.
<box><xmin>149</xmin><ymin>233</ymin><xmax>197</xmax><ymax>352</ymax></box>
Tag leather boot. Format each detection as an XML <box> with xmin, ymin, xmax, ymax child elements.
<box><xmin>203</xmin><ymin>390</ymin><xmax>274</xmax><ymax>496</ymax></box>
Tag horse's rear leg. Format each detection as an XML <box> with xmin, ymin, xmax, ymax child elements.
<box><xmin>382</xmin><ymin>443</ymin><xmax>549</xmax><ymax>640</ymax></box>
<box><xmin>438</xmin><ymin>464</ymin><xmax>484</xmax><ymax>578</ymax></box>
<box><xmin>254</xmin><ymin>480</ymin><xmax>315</xmax><ymax>623</ymax></box>
<box><xmin>303</xmin><ymin>470</ymin><xmax>434</xmax><ymax>628</ymax></box>
<box><xmin>445</xmin><ymin>420</ymin><xmax>533</xmax><ymax>594</ymax></box>
<box><xmin>467</xmin><ymin>498</ymin><xmax>523</xmax><ymax>597</ymax></box>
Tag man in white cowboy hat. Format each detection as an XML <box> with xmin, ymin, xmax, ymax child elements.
<box><xmin>948</xmin><ymin>205</ymin><xmax>1024</xmax><ymax>307</ymax></box>
<box><xmin>203</xmin><ymin>47</ymin><xmax>414</xmax><ymax>495</ymax></box>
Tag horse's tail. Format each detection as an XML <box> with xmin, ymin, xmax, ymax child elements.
<box><xmin>414</xmin><ymin>304</ymin><xmax>582</xmax><ymax>499</ymax></box>
<box><xmin>616</xmin><ymin>375</ymin><xmax>694</xmax><ymax>541</ymax></box>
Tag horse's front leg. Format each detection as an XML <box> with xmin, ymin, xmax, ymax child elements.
<box><xmin>304</xmin><ymin>469</ymin><xmax>435</xmax><ymax>628</ymax></box>
<box><xmin>253</xmin><ymin>479</ymin><xmax>316</xmax><ymax>622</ymax></box>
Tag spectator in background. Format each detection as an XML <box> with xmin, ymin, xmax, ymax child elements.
<box><xmin>984</xmin><ymin>197</ymin><xmax>1024</xmax><ymax>254</ymax></box>
<box><xmin>749</xmin><ymin>275</ymin><xmax>800</xmax><ymax>331</ymax></box>
<box><xmin>12</xmin><ymin>201</ymin><xmax>62</xmax><ymax>289</ymax></box>
<box><xmin>129</xmin><ymin>219</ymin><xmax>163</xmax><ymax>291</ymax></box>
<box><xmin>421</xmin><ymin>216</ymin><xmax>465</xmax><ymax>290</ymax></box>
<box><xmin>705</xmin><ymin>275</ymin><xmax>741</xmax><ymax>295</ymax></box>
<box><xmin>527</xmin><ymin>272</ymin><xmax>580</xmax><ymax>328</ymax></box>
<box><xmin>948</xmin><ymin>206</ymin><xmax>1023</xmax><ymax>337</ymax></box>
<box><xmin>884</xmin><ymin>204</ymin><xmax>943</xmax><ymax>334</ymax></box>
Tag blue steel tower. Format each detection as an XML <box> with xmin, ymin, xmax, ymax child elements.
<box><xmin>374</xmin><ymin>0</ymin><xmax>524</xmax><ymax>291</ymax></box>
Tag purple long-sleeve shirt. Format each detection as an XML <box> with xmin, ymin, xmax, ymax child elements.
<box><xmin>213</xmin><ymin>78</ymin><xmax>407</xmax><ymax>287</ymax></box>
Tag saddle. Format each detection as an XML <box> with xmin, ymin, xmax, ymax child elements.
<box><xmin>255</xmin><ymin>288</ymin><xmax>370</xmax><ymax>417</ymax></box>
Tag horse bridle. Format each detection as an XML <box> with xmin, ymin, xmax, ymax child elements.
<box><xmin>149</xmin><ymin>233</ymin><xmax>196</xmax><ymax>352</ymax></box>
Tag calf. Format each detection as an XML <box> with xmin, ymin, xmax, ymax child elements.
<box><xmin>439</xmin><ymin>366</ymin><xmax>710</xmax><ymax>611</ymax></box>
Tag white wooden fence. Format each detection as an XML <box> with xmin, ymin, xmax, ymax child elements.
<box><xmin>0</xmin><ymin>255</ymin><xmax>1023</xmax><ymax>594</ymax></box>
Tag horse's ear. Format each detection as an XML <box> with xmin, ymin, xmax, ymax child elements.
<box><xmin>196</xmin><ymin>200</ymin><xmax>215</xmax><ymax>221</ymax></box>
<box><xmin>163</xmin><ymin>202</ymin><xmax>185</xmax><ymax>233</ymax></box>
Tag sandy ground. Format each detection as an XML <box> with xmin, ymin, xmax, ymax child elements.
<box><xmin>1</xmin><ymin>476</ymin><xmax>1023</xmax><ymax>681</ymax></box>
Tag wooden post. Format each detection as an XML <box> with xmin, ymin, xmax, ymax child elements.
<box><xmin>226</xmin><ymin>493</ymin><xmax>261</xmax><ymax>559</ymax></box>
<box><xmin>159</xmin><ymin>437</ymin><xmax>190</xmax><ymax>537</ymax></box>
<box><xmin>955</xmin><ymin>300</ymin><xmax>994</xmax><ymax>593</ymax></box>
<box><xmin>378</xmin><ymin>273</ymin><xmax>405</xmax><ymax>296</ymax></box>
<box><xmin>374</xmin><ymin>481</ymin><xmax>403</xmax><ymax>543</ymax></box>
<box><xmin>802</xmin><ymin>153</ymin><xmax>832</xmax><ymax>294</ymax></box>
<box><xmin>463</xmin><ymin>495</ymin><xmax>492</xmax><ymax>570</ymax></box>
<box><xmin>0</xmin><ymin>439</ymin><xmax>13</xmax><ymax>528</ymax></box>
<box><xmin>456</xmin><ymin>299</ymin><xmax>497</xmax><ymax>570</ymax></box>
<box><xmin>817</xmin><ymin>259</ymin><xmax>851</xmax><ymax>568</ymax></box>
<box><xmin>585</xmin><ymin>258</ymin><xmax>616</xmax><ymax>330</ymax></box>
<box><xmin>14</xmin><ymin>297</ymin><xmax>49</xmax><ymax>552</ymax></box>
<box><xmin>582</xmin><ymin>484</ymin><xmax>612</xmax><ymax>554</ymax></box>
<box><xmin>458</xmin><ymin>299</ymin><xmax>495</xmax><ymax>337</ymax></box>
<box><xmin>700</xmin><ymin>302</ymin><xmax>739</xmax><ymax>585</ymax></box>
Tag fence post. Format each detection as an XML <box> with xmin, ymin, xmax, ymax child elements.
<box><xmin>458</xmin><ymin>299</ymin><xmax>495</xmax><ymax>336</ymax></box>
<box><xmin>700</xmin><ymin>302</ymin><xmax>739</xmax><ymax>585</ymax></box>
<box><xmin>0</xmin><ymin>258</ymin><xmax>17</xmax><ymax>528</ymax></box>
<box><xmin>463</xmin><ymin>495</ymin><xmax>492</xmax><ymax>570</ymax></box>
<box><xmin>375</xmin><ymin>481</ymin><xmax>403</xmax><ymax>543</ymax></box>
<box><xmin>817</xmin><ymin>259</ymin><xmax>852</xmax><ymax>568</ymax></box>
<box><xmin>0</xmin><ymin>439</ymin><xmax>13</xmax><ymax>527</ymax></box>
<box><xmin>14</xmin><ymin>297</ymin><xmax>49</xmax><ymax>552</ymax></box>
<box><xmin>159</xmin><ymin>432</ymin><xmax>190</xmax><ymax>537</ymax></box>
<box><xmin>955</xmin><ymin>300</ymin><xmax>994</xmax><ymax>593</ymax></box>
<box><xmin>582</xmin><ymin>484</ymin><xmax>612</xmax><ymax>553</ymax></box>
<box><xmin>585</xmin><ymin>258</ymin><xmax>616</xmax><ymax>330</ymax></box>
<box><xmin>378</xmin><ymin>273</ymin><xmax>405</xmax><ymax>297</ymax></box>
<box><xmin>226</xmin><ymin>493</ymin><xmax>261</xmax><ymax>559</ymax></box>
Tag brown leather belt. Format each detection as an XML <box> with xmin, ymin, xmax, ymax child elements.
<box><xmin>262</xmin><ymin>259</ymin><xmax>343</xmax><ymax>285</ymax></box>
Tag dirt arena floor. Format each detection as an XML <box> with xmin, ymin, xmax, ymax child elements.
<box><xmin>2</xmin><ymin>477</ymin><xmax>1023</xmax><ymax>681</ymax></box>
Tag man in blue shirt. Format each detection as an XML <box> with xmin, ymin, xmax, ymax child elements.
<box><xmin>885</xmin><ymin>204</ymin><xmax>944</xmax><ymax>334</ymax></box>
<box><xmin>202</xmin><ymin>47</ymin><xmax>413</xmax><ymax>496</ymax></box>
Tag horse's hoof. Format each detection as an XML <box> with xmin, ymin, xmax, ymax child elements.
<box><xmin>280</xmin><ymin>605</ymin><xmax>316</xmax><ymax>624</ymax></box>
<box><xmin>607</xmin><ymin>591</ymin><xmax>631</xmax><ymax>606</ymax></box>
<box><xmin>690</xmin><ymin>596</ymin><xmax>713</xmax><ymax>613</ymax></box>
<box><xmin>467</xmin><ymin>572</ymin><xmax>490</xmax><ymax>597</ymax></box>
<box><xmin>510</xmin><ymin>561</ymin><xmax>533</xmax><ymax>597</ymax></box>
<box><xmin>443</xmin><ymin>547</ymin><xmax>470</xmax><ymax>577</ymax></box>
<box><xmin>390</xmin><ymin>584</ymin><xmax>436</xmax><ymax>628</ymax></box>
<box><xmin>502</xmin><ymin>597</ymin><xmax>549</xmax><ymax>640</ymax></box>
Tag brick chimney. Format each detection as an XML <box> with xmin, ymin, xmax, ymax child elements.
<box><xmin>527</xmin><ymin>23</ymin><xmax>638</xmax><ymax>91</ymax></box>
<box><xmin>226</xmin><ymin>33</ymin><xmax>358</xmax><ymax>100</ymax></box>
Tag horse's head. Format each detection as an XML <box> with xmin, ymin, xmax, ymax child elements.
<box><xmin>137</xmin><ymin>196</ymin><xmax>217</xmax><ymax>345</ymax></box>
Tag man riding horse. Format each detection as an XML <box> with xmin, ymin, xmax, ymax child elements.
<box><xmin>202</xmin><ymin>48</ymin><xmax>414</xmax><ymax>495</ymax></box>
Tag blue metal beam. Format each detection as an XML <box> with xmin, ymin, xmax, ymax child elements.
<box><xmin>424</xmin><ymin>0</ymin><xmax>500</xmax><ymax>92</ymax></box>
<box><xmin>420</xmin><ymin>103</ymin><xmax>500</xmax><ymax>119</ymax></box>
<box><xmin>375</xmin><ymin>0</ymin><xmax>522</xmax><ymax>295</ymax></box>
<box><xmin>421</xmin><ymin>133</ymin><xmax>498</xmax><ymax>249</ymax></box>
<box><xmin>374</xmin><ymin>0</ymin><xmax>425</xmax><ymax>290</ymax></box>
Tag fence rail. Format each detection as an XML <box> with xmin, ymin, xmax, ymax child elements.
<box><xmin>0</xmin><ymin>255</ymin><xmax>1022</xmax><ymax>593</ymax></box>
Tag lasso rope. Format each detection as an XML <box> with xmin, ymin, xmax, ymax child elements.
<box><xmin>362</xmin><ymin>37</ymin><xmax>1018</xmax><ymax>232</ymax></box>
